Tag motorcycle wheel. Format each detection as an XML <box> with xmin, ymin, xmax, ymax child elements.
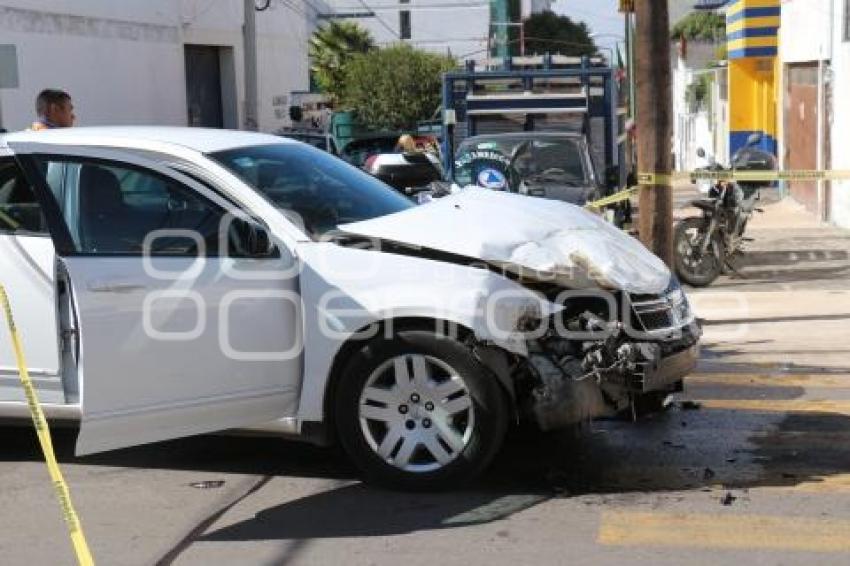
<box><xmin>674</xmin><ymin>217</ymin><xmax>725</xmax><ymax>287</ymax></box>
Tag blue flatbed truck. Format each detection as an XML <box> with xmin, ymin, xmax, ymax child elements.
<box><xmin>439</xmin><ymin>54</ymin><xmax>632</xmax><ymax>214</ymax></box>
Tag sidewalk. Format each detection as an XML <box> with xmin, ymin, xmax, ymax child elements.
<box><xmin>681</xmin><ymin>192</ymin><xmax>850</xmax><ymax>373</ymax></box>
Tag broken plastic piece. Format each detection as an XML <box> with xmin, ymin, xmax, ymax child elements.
<box><xmin>189</xmin><ymin>480</ymin><xmax>225</xmax><ymax>489</ymax></box>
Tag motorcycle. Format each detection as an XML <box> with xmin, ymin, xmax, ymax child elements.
<box><xmin>673</xmin><ymin>133</ymin><xmax>777</xmax><ymax>287</ymax></box>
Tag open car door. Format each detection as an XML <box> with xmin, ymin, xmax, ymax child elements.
<box><xmin>15</xmin><ymin>144</ymin><xmax>303</xmax><ymax>454</ymax></box>
<box><xmin>0</xmin><ymin>153</ymin><xmax>63</xmax><ymax>404</ymax></box>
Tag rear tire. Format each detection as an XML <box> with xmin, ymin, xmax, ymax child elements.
<box><xmin>674</xmin><ymin>217</ymin><xmax>725</xmax><ymax>287</ymax></box>
<box><xmin>335</xmin><ymin>330</ymin><xmax>510</xmax><ymax>491</ymax></box>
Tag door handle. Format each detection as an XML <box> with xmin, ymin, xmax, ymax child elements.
<box><xmin>87</xmin><ymin>280</ymin><xmax>148</xmax><ymax>293</ymax></box>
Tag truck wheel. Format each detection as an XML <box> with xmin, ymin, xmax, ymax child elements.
<box><xmin>335</xmin><ymin>330</ymin><xmax>509</xmax><ymax>491</ymax></box>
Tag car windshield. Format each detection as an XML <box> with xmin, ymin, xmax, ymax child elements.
<box><xmin>454</xmin><ymin>137</ymin><xmax>588</xmax><ymax>189</ymax></box>
<box><xmin>211</xmin><ymin>143</ymin><xmax>414</xmax><ymax>238</ymax></box>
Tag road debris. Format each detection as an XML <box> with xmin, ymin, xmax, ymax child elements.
<box><xmin>189</xmin><ymin>480</ymin><xmax>226</xmax><ymax>489</ymax></box>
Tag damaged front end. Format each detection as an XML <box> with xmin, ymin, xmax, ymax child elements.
<box><xmin>336</xmin><ymin>189</ymin><xmax>701</xmax><ymax>429</ymax></box>
<box><xmin>515</xmin><ymin>279</ymin><xmax>701</xmax><ymax>431</ymax></box>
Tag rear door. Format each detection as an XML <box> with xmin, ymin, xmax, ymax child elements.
<box><xmin>17</xmin><ymin>147</ymin><xmax>303</xmax><ymax>454</ymax></box>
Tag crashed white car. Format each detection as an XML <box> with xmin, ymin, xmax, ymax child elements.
<box><xmin>0</xmin><ymin>127</ymin><xmax>699</xmax><ymax>489</ymax></box>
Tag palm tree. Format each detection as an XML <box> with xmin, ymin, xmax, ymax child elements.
<box><xmin>309</xmin><ymin>21</ymin><xmax>375</xmax><ymax>103</ymax></box>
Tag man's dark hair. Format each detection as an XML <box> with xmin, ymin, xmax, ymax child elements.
<box><xmin>36</xmin><ymin>89</ymin><xmax>71</xmax><ymax>117</ymax></box>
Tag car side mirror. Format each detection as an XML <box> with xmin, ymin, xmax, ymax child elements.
<box><xmin>232</xmin><ymin>218</ymin><xmax>278</xmax><ymax>258</ymax></box>
<box><xmin>247</xmin><ymin>224</ymin><xmax>277</xmax><ymax>257</ymax></box>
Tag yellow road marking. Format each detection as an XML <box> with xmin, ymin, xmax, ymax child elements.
<box><xmin>598</xmin><ymin>511</ymin><xmax>850</xmax><ymax>552</ymax></box>
<box><xmin>688</xmin><ymin>373</ymin><xmax>850</xmax><ymax>389</ymax></box>
<box><xmin>772</xmin><ymin>475</ymin><xmax>850</xmax><ymax>494</ymax></box>
<box><xmin>699</xmin><ymin>399</ymin><xmax>850</xmax><ymax>416</ymax></box>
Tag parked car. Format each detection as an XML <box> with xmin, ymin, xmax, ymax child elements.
<box><xmin>0</xmin><ymin>127</ymin><xmax>699</xmax><ymax>489</ymax></box>
<box><xmin>364</xmin><ymin>151</ymin><xmax>443</xmax><ymax>195</ymax></box>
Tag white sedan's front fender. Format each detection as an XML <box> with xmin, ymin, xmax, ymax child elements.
<box><xmin>295</xmin><ymin>243</ymin><xmax>558</xmax><ymax>422</ymax></box>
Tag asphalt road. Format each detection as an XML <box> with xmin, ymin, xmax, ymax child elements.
<box><xmin>2</xmin><ymin>196</ymin><xmax>850</xmax><ymax>565</ymax></box>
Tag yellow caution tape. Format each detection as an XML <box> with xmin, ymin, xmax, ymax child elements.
<box><xmin>585</xmin><ymin>186</ymin><xmax>638</xmax><ymax>209</ymax></box>
<box><xmin>638</xmin><ymin>169</ymin><xmax>850</xmax><ymax>185</ymax></box>
<box><xmin>0</xmin><ymin>208</ymin><xmax>21</xmax><ymax>230</ymax></box>
<box><xmin>0</xmin><ymin>284</ymin><xmax>95</xmax><ymax>566</ymax></box>
<box><xmin>637</xmin><ymin>172</ymin><xmax>676</xmax><ymax>185</ymax></box>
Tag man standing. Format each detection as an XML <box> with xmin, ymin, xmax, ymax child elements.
<box><xmin>30</xmin><ymin>89</ymin><xmax>75</xmax><ymax>130</ymax></box>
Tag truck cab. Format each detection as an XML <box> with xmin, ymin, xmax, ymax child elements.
<box><xmin>440</xmin><ymin>55</ymin><xmax>631</xmax><ymax>220</ymax></box>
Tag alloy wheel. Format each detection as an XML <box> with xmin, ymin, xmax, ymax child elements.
<box><xmin>358</xmin><ymin>354</ymin><xmax>475</xmax><ymax>473</ymax></box>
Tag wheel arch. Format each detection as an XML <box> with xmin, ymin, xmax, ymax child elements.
<box><xmin>311</xmin><ymin>316</ymin><xmax>518</xmax><ymax>446</ymax></box>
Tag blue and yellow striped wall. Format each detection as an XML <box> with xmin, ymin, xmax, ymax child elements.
<box><xmin>726</xmin><ymin>0</ymin><xmax>780</xmax><ymax>59</ymax></box>
<box><xmin>725</xmin><ymin>0</ymin><xmax>780</xmax><ymax>155</ymax></box>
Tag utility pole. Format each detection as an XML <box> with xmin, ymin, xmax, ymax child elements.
<box><xmin>243</xmin><ymin>0</ymin><xmax>259</xmax><ymax>131</ymax></box>
<box><xmin>634</xmin><ymin>0</ymin><xmax>673</xmax><ymax>266</ymax></box>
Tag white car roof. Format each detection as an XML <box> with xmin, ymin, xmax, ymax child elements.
<box><xmin>1</xmin><ymin>126</ymin><xmax>293</xmax><ymax>154</ymax></box>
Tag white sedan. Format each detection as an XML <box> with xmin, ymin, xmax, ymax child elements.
<box><xmin>0</xmin><ymin>127</ymin><xmax>699</xmax><ymax>489</ymax></box>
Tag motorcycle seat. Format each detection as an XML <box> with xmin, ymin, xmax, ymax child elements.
<box><xmin>689</xmin><ymin>199</ymin><xmax>716</xmax><ymax>212</ymax></box>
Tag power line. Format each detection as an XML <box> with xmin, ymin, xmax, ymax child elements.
<box><xmin>354</xmin><ymin>0</ymin><xmax>401</xmax><ymax>39</ymax></box>
<box><xmin>279</xmin><ymin>0</ymin><xmax>309</xmax><ymax>18</ymax></box>
<box><xmin>456</xmin><ymin>36</ymin><xmax>603</xmax><ymax>60</ymax></box>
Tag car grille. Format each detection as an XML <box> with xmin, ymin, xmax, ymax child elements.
<box><xmin>629</xmin><ymin>290</ymin><xmax>691</xmax><ymax>333</ymax></box>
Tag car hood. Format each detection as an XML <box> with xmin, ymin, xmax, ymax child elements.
<box><xmin>520</xmin><ymin>182</ymin><xmax>594</xmax><ymax>205</ymax></box>
<box><xmin>338</xmin><ymin>188</ymin><xmax>671</xmax><ymax>295</ymax></box>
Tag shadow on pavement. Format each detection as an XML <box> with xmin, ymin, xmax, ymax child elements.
<box><xmin>700</xmin><ymin>312</ymin><xmax>850</xmax><ymax>326</ymax></box>
<box><xmin>736</xmin><ymin>249</ymin><xmax>850</xmax><ymax>267</ymax></box>
<box><xmin>3</xmin><ymin>385</ymin><xmax>850</xmax><ymax>557</ymax></box>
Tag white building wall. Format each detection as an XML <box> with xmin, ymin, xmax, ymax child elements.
<box><xmin>829</xmin><ymin>0</ymin><xmax>850</xmax><ymax>228</ymax></box>
<box><xmin>671</xmin><ymin>41</ymin><xmax>719</xmax><ymax>171</ymax></box>
<box><xmin>323</xmin><ymin>0</ymin><xmax>490</xmax><ymax>59</ymax></box>
<box><xmin>779</xmin><ymin>0</ymin><xmax>850</xmax><ymax>227</ymax></box>
<box><xmin>0</xmin><ymin>0</ymin><xmax>310</xmax><ymax>133</ymax></box>
<box><xmin>780</xmin><ymin>0</ymin><xmax>832</xmax><ymax>63</ymax></box>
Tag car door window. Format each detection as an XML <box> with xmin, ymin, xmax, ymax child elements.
<box><xmin>34</xmin><ymin>158</ymin><xmax>249</xmax><ymax>256</ymax></box>
<box><xmin>0</xmin><ymin>158</ymin><xmax>49</xmax><ymax>236</ymax></box>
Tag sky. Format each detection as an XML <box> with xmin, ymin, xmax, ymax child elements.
<box><xmin>552</xmin><ymin>0</ymin><xmax>626</xmax><ymax>52</ymax></box>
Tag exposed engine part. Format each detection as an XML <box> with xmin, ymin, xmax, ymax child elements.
<box><xmin>527</xmin><ymin>353</ymin><xmax>614</xmax><ymax>431</ymax></box>
<box><xmin>524</xmin><ymin>309</ymin><xmax>698</xmax><ymax>431</ymax></box>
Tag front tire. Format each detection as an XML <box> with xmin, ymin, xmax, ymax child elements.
<box><xmin>335</xmin><ymin>330</ymin><xmax>510</xmax><ymax>490</ymax></box>
<box><xmin>674</xmin><ymin>217</ymin><xmax>725</xmax><ymax>287</ymax></box>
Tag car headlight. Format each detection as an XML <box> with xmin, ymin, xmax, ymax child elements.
<box><xmin>665</xmin><ymin>277</ymin><xmax>693</xmax><ymax>325</ymax></box>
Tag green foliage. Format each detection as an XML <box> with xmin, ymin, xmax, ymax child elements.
<box><xmin>670</xmin><ymin>11</ymin><xmax>726</xmax><ymax>42</ymax></box>
<box><xmin>686</xmin><ymin>73</ymin><xmax>713</xmax><ymax>111</ymax></box>
<box><xmin>309</xmin><ymin>21</ymin><xmax>375</xmax><ymax>103</ymax></box>
<box><xmin>340</xmin><ymin>44</ymin><xmax>455</xmax><ymax>131</ymax></box>
<box><xmin>522</xmin><ymin>10</ymin><xmax>597</xmax><ymax>56</ymax></box>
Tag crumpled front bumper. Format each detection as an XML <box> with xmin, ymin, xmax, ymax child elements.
<box><xmin>527</xmin><ymin>322</ymin><xmax>702</xmax><ymax>431</ymax></box>
<box><xmin>639</xmin><ymin>340</ymin><xmax>700</xmax><ymax>393</ymax></box>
